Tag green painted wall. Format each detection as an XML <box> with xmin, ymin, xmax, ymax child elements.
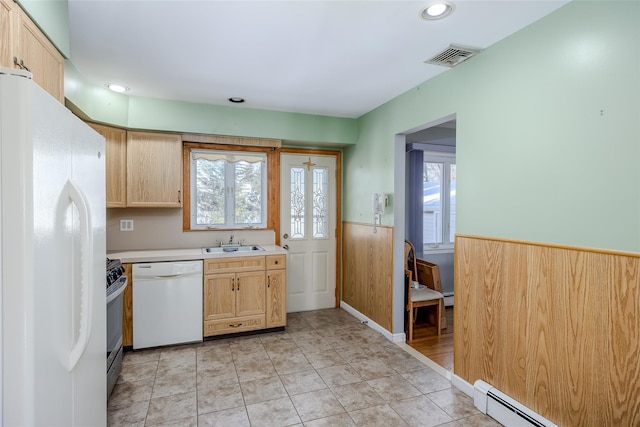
<box><xmin>17</xmin><ymin>0</ymin><xmax>70</xmax><ymax>56</ymax></box>
<box><xmin>345</xmin><ymin>0</ymin><xmax>640</xmax><ymax>252</ymax></box>
<box><xmin>64</xmin><ymin>61</ymin><xmax>131</xmax><ymax>127</ymax></box>
<box><xmin>126</xmin><ymin>97</ymin><xmax>357</xmax><ymax>144</ymax></box>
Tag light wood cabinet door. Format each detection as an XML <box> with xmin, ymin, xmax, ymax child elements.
<box><xmin>0</xmin><ymin>0</ymin><xmax>12</xmax><ymax>69</ymax></box>
<box><xmin>204</xmin><ymin>273</ymin><xmax>236</xmax><ymax>321</ymax></box>
<box><xmin>122</xmin><ymin>263</ymin><xmax>133</xmax><ymax>346</ymax></box>
<box><xmin>235</xmin><ymin>271</ymin><xmax>265</xmax><ymax>317</ymax></box>
<box><xmin>88</xmin><ymin>123</ymin><xmax>127</xmax><ymax>208</ymax></box>
<box><xmin>266</xmin><ymin>269</ymin><xmax>286</xmax><ymax>328</ymax></box>
<box><xmin>126</xmin><ymin>131</ymin><xmax>182</xmax><ymax>207</ymax></box>
<box><xmin>14</xmin><ymin>6</ymin><xmax>64</xmax><ymax>103</ymax></box>
<box><xmin>266</xmin><ymin>254</ymin><xmax>286</xmax><ymax>328</ymax></box>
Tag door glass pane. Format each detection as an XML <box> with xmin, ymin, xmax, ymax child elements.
<box><xmin>312</xmin><ymin>167</ymin><xmax>328</xmax><ymax>238</ymax></box>
<box><xmin>423</xmin><ymin>162</ymin><xmax>443</xmax><ymax>244</ymax></box>
<box><xmin>290</xmin><ymin>167</ymin><xmax>305</xmax><ymax>238</ymax></box>
<box><xmin>234</xmin><ymin>161</ymin><xmax>262</xmax><ymax>224</ymax></box>
<box><xmin>450</xmin><ymin>163</ymin><xmax>456</xmax><ymax>242</ymax></box>
<box><xmin>195</xmin><ymin>158</ymin><xmax>225</xmax><ymax>225</ymax></box>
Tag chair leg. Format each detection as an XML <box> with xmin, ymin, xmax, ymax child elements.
<box><xmin>408</xmin><ymin>305</ymin><xmax>414</xmax><ymax>342</ymax></box>
<box><xmin>436</xmin><ymin>301</ymin><xmax>442</xmax><ymax>336</ymax></box>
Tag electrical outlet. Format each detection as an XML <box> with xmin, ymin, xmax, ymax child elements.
<box><xmin>120</xmin><ymin>219</ymin><xmax>134</xmax><ymax>232</ymax></box>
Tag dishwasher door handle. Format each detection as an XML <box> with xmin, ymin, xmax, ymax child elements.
<box><xmin>152</xmin><ymin>273</ymin><xmax>186</xmax><ymax>279</ymax></box>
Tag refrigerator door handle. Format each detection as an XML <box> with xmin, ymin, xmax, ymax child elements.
<box><xmin>65</xmin><ymin>179</ymin><xmax>94</xmax><ymax>372</ymax></box>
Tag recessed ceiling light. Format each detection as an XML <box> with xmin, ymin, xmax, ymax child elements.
<box><xmin>228</xmin><ymin>97</ymin><xmax>245</xmax><ymax>103</ymax></box>
<box><xmin>419</xmin><ymin>1</ymin><xmax>455</xmax><ymax>20</ymax></box>
<box><xmin>106</xmin><ymin>83</ymin><xmax>129</xmax><ymax>93</ymax></box>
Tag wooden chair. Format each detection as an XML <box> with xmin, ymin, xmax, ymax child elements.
<box><xmin>404</xmin><ymin>239</ymin><xmax>444</xmax><ymax>341</ymax></box>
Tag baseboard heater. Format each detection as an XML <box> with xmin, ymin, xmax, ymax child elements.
<box><xmin>473</xmin><ymin>380</ymin><xmax>558</xmax><ymax>427</ymax></box>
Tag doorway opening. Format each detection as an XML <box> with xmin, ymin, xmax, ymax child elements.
<box><xmin>394</xmin><ymin>114</ymin><xmax>456</xmax><ymax>374</ymax></box>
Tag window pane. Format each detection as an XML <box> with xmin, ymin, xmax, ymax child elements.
<box><xmin>196</xmin><ymin>158</ymin><xmax>225</xmax><ymax>225</ymax></box>
<box><xmin>234</xmin><ymin>161</ymin><xmax>262</xmax><ymax>224</ymax></box>
<box><xmin>450</xmin><ymin>163</ymin><xmax>456</xmax><ymax>242</ymax></box>
<box><xmin>290</xmin><ymin>167</ymin><xmax>305</xmax><ymax>238</ymax></box>
<box><xmin>423</xmin><ymin>162</ymin><xmax>443</xmax><ymax>244</ymax></box>
<box><xmin>312</xmin><ymin>168</ymin><xmax>328</xmax><ymax>238</ymax></box>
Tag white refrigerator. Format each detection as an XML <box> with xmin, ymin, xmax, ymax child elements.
<box><xmin>0</xmin><ymin>68</ymin><xmax>106</xmax><ymax>425</ymax></box>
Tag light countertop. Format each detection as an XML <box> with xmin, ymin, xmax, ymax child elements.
<box><xmin>108</xmin><ymin>244</ymin><xmax>286</xmax><ymax>263</ymax></box>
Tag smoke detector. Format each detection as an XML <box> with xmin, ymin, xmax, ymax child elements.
<box><xmin>425</xmin><ymin>44</ymin><xmax>483</xmax><ymax>67</ymax></box>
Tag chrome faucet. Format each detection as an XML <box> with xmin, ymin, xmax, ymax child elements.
<box><xmin>228</xmin><ymin>235</ymin><xmax>234</xmax><ymax>244</ymax></box>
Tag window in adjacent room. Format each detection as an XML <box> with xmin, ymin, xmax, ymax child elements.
<box><xmin>423</xmin><ymin>153</ymin><xmax>456</xmax><ymax>248</ymax></box>
<box><xmin>190</xmin><ymin>149</ymin><xmax>267</xmax><ymax>229</ymax></box>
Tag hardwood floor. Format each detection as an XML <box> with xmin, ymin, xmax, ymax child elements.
<box><xmin>407</xmin><ymin>306</ymin><xmax>454</xmax><ymax>372</ymax></box>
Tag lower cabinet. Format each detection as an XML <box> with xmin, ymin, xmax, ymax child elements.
<box><xmin>203</xmin><ymin>254</ymin><xmax>286</xmax><ymax>337</ymax></box>
<box><xmin>122</xmin><ymin>263</ymin><xmax>133</xmax><ymax>346</ymax></box>
<box><xmin>121</xmin><ymin>253</ymin><xmax>287</xmax><ymax>343</ymax></box>
<box><xmin>266</xmin><ymin>255</ymin><xmax>287</xmax><ymax>328</ymax></box>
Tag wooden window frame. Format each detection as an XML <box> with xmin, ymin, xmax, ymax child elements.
<box><xmin>182</xmin><ymin>142</ymin><xmax>280</xmax><ymax>232</ymax></box>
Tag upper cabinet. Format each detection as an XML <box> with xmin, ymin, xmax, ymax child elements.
<box><xmin>126</xmin><ymin>131</ymin><xmax>182</xmax><ymax>208</ymax></box>
<box><xmin>0</xmin><ymin>0</ymin><xmax>64</xmax><ymax>103</ymax></box>
<box><xmin>87</xmin><ymin>125</ymin><xmax>182</xmax><ymax>208</ymax></box>
<box><xmin>0</xmin><ymin>0</ymin><xmax>12</xmax><ymax>69</ymax></box>
<box><xmin>88</xmin><ymin>123</ymin><xmax>127</xmax><ymax>208</ymax></box>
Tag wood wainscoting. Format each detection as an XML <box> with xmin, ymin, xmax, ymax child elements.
<box><xmin>342</xmin><ymin>222</ymin><xmax>393</xmax><ymax>332</ymax></box>
<box><xmin>454</xmin><ymin>235</ymin><xmax>640</xmax><ymax>426</ymax></box>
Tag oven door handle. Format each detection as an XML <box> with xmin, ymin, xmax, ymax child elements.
<box><xmin>107</xmin><ymin>277</ymin><xmax>128</xmax><ymax>304</ymax></box>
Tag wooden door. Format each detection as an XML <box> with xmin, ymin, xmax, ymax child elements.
<box><xmin>235</xmin><ymin>271</ymin><xmax>265</xmax><ymax>317</ymax></box>
<box><xmin>203</xmin><ymin>274</ymin><xmax>235</xmax><ymax>320</ymax></box>
<box><xmin>280</xmin><ymin>154</ymin><xmax>337</xmax><ymax>312</ymax></box>
<box><xmin>266</xmin><ymin>269</ymin><xmax>286</xmax><ymax>327</ymax></box>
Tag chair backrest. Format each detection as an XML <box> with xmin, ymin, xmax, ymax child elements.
<box><xmin>416</xmin><ymin>259</ymin><xmax>442</xmax><ymax>292</ymax></box>
<box><xmin>405</xmin><ymin>239</ymin><xmax>443</xmax><ymax>292</ymax></box>
<box><xmin>404</xmin><ymin>239</ymin><xmax>418</xmax><ymax>282</ymax></box>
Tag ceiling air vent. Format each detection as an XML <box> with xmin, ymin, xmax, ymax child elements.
<box><xmin>425</xmin><ymin>44</ymin><xmax>482</xmax><ymax>67</ymax></box>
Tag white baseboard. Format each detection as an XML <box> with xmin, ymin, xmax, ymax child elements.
<box><xmin>339</xmin><ymin>301</ymin><xmax>406</xmax><ymax>343</ymax></box>
<box><xmin>451</xmin><ymin>374</ymin><xmax>474</xmax><ymax>397</ymax></box>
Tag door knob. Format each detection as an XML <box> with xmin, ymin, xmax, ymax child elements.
<box><xmin>283</xmin><ymin>233</ymin><xmax>289</xmax><ymax>239</ymax></box>
<box><xmin>283</xmin><ymin>245</ymin><xmax>289</xmax><ymax>250</ymax></box>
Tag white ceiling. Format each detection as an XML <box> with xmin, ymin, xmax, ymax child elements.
<box><xmin>68</xmin><ymin>0</ymin><xmax>569</xmax><ymax>119</ymax></box>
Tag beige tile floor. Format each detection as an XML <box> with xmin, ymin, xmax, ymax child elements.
<box><xmin>108</xmin><ymin>308</ymin><xmax>502</xmax><ymax>426</ymax></box>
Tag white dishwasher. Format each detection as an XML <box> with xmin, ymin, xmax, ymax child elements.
<box><xmin>133</xmin><ymin>260</ymin><xmax>203</xmax><ymax>349</ymax></box>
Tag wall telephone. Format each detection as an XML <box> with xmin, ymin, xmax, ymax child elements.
<box><xmin>373</xmin><ymin>193</ymin><xmax>386</xmax><ymax>215</ymax></box>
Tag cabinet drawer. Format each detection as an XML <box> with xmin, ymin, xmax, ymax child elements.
<box><xmin>204</xmin><ymin>256</ymin><xmax>265</xmax><ymax>274</ymax></box>
<box><xmin>203</xmin><ymin>315</ymin><xmax>265</xmax><ymax>336</ymax></box>
<box><xmin>266</xmin><ymin>254</ymin><xmax>286</xmax><ymax>270</ymax></box>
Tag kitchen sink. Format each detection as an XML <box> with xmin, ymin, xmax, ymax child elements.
<box><xmin>202</xmin><ymin>245</ymin><xmax>264</xmax><ymax>254</ymax></box>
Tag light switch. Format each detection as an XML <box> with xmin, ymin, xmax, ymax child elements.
<box><xmin>120</xmin><ymin>219</ymin><xmax>134</xmax><ymax>231</ymax></box>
